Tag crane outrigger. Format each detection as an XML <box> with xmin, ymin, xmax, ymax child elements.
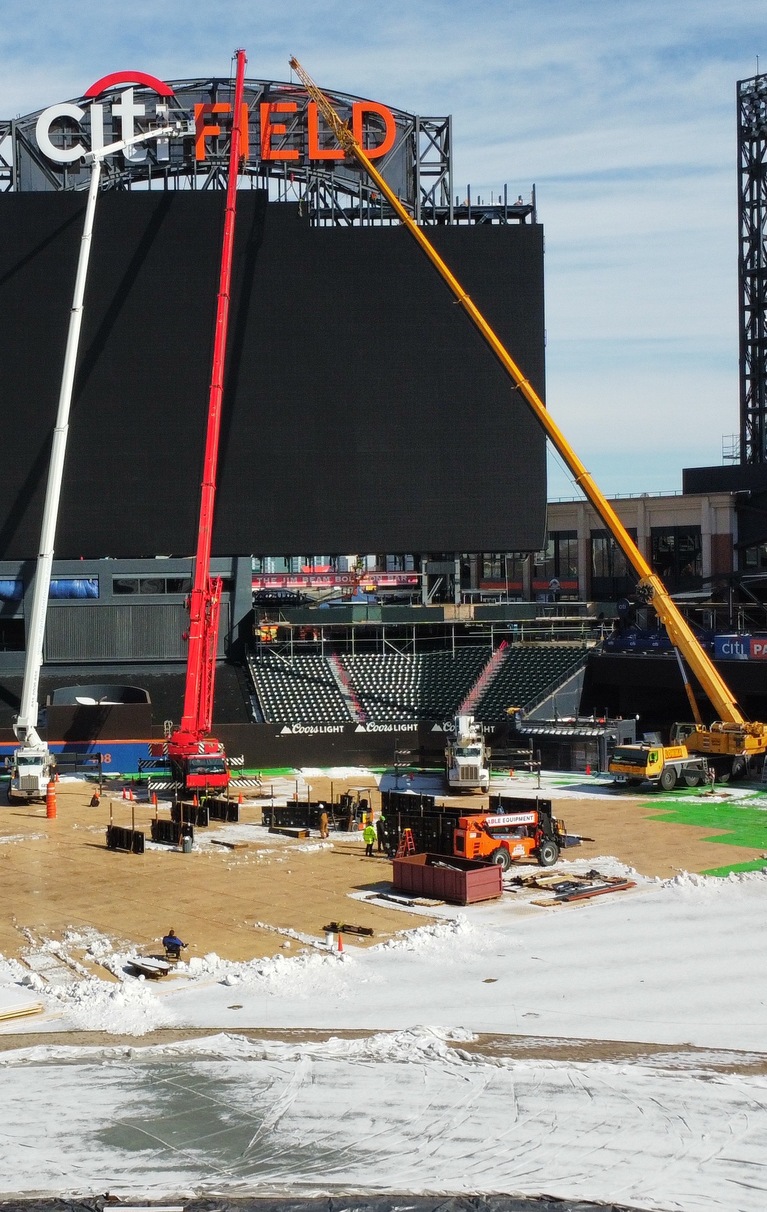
<box><xmin>288</xmin><ymin>55</ymin><xmax>767</xmax><ymax>780</ymax></box>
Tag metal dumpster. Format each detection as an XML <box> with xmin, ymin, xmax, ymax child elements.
<box><xmin>392</xmin><ymin>852</ymin><xmax>503</xmax><ymax>905</ymax></box>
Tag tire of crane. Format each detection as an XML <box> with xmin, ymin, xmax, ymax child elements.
<box><xmin>490</xmin><ymin>847</ymin><xmax>511</xmax><ymax>871</ymax></box>
<box><xmin>659</xmin><ymin>766</ymin><xmax>678</xmax><ymax>792</ymax></box>
<box><xmin>538</xmin><ymin>840</ymin><xmax>559</xmax><ymax>867</ymax></box>
<box><xmin>683</xmin><ymin>773</ymin><xmax>702</xmax><ymax>788</ymax></box>
<box><xmin>731</xmin><ymin>757</ymin><xmax>747</xmax><ymax>782</ymax></box>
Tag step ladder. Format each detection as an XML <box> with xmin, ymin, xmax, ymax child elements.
<box><xmin>395</xmin><ymin>828</ymin><xmax>416</xmax><ymax>858</ymax></box>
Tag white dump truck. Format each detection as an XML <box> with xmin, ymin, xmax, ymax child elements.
<box><xmin>445</xmin><ymin>714</ymin><xmax>490</xmax><ymax>793</ymax></box>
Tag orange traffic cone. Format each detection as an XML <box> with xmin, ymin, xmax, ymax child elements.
<box><xmin>128</xmin><ymin>788</ymin><xmax>134</xmax><ymax>801</ymax></box>
<box><xmin>121</xmin><ymin>787</ymin><xmax>126</xmax><ymax>800</ymax></box>
<box><xmin>585</xmin><ymin>763</ymin><xmax>591</xmax><ymax>776</ymax></box>
<box><xmin>238</xmin><ymin>791</ymin><xmax>243</xmax><ymax>805</ymax></box>
<box><xmin>337</xmin><ymin>932</ymin><xmax>343</xmax><ymax>953</ymax></box>
<box><xmin>193</xmin><ymin>793</ymin><xmax>198</xmax><ymax>806</ymax></box>
<box><xmin>46</xmin><ymin>780</ymin><xmax>57</xmax><ymax>820</ymax></box>
<box><xmin>151</xmin><ymin>792</ymin><xmax>158</xmax><ymax>807</ymax></box>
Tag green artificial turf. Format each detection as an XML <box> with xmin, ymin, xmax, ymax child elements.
<box><xmin>244</xmin><ymin>767</ymin><xmax>298</xmax><ymax>778</ymax></box>
<box><xmin>648</xmin><ymin>793</ymin><xmax>767</xmax><ymax>875</ymax></box>
<box><xmin>701</xmin><ymin>858</ymin><xmax>767</xmax><ymax>876</ymax></box>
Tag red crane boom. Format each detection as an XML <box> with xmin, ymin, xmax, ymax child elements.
<box><xmin>167</xmin><ymin>48</ymin><xmax>247</xmax><ymax>793</ymax></box>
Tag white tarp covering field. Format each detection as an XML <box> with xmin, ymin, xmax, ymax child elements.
<box><xmin>1</xmin><ymin>861</ymin><xmax>767</xmax><ymax>1209</ymax></box>
<box><xmin>1</xmin><ymin>1028</ymin><xmax>766</xmax><ymax>1211</ymax></box>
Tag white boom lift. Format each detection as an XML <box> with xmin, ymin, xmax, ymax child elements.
<box><xmin>8</xmin><ymin>125</ymin><xmax>174</xmax><ymax>802</ymax></box>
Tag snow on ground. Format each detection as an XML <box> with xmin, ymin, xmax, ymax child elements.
<box><xmin>0</xmin><ymin>869</ymin><xmax>766</xmax><ymax>1209</ymax></box>
<box><xmin>2</xmin><ymin>768</ymin><xmax>767</xmax><ymax>1208</ymax></box>
<box><xmin>6</xmin><ymin>861</ymin><xmax>767</xmax><ymax>1048</ymax></box>
<box><xmin>0</xmin><ymin>1026</ymin><xmax>766</xmax><ymax>1209</ymax></box>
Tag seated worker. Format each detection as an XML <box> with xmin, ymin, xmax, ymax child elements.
<box><xmin>162</xmin><ymin>929</ymin><xmax>187</xmax><ymax>960</ymax></box>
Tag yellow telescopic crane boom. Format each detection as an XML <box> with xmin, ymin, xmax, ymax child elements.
<box><xmin>289</xmin><ymin>55</ymin><xmax>765</xmax><ymax>751</ymax></box>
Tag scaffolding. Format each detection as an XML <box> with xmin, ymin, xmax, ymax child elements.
<box><xmin>738</xmin><ymin>73</ymin><xmax>767</xmax><ymax>464</ymax></box>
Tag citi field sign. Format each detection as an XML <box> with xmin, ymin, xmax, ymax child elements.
<box><xmin>33</xmin><ymin>69</ymin><xmax>399</xmax><ymax>166</ymax></box>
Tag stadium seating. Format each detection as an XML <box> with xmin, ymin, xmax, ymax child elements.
<box><xmin>474</xmin><ymin>643</ymin><xmax>589</xmax><ymax>721</ymax></box>
<box><xmin>247</xmin><ymin>644</ymin><xmax>587</xmax><ymax>727</ymax></box>
<box><xmin>247</xmin><ymin>652</ymin><xmax>352</xmax><ymax>724</ymax></box>
<box><xmin>341</xmin><ymin>650</ymin><xmax>488</xmax><ymax>722</ymax></box>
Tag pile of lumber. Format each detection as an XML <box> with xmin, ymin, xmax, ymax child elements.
<box><xmin>511</xmin><ymin>869</ymin><xmax>636</xmax><ymax>906</ymax></box>
<box><xmin>0</xmin><ymin>987</ymin><xmax>44</xmax><ymax>1023</ymax></box>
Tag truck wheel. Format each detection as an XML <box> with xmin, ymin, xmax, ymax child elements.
<box><xmin>683</xmin><ymin>773</ymin><xmax>702</xmax><ymax>788</ymax></box>
<box><xmin>490</xmin><ymin>847</ymin><xmax>511</xmax><ymax>871</ymax></box>
<box><xmin>538</xmin><ymin>840</ymin><xmax>559</xmax><ymax>867</ymax></box>
<box><xmin>660</xmin><ymin>767</ymin><xmax>678</xmax><ymax>791</ymax></box>
<box><xmin>731</xmin><ymin>757</ymin><xmax>747</xmax><ymax>782</ymax></box>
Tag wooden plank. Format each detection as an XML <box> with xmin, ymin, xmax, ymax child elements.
<box><xmin>0</xmin><ymin>1000</ymin><xmax>44</xmax><ymax>1022</ymax></box>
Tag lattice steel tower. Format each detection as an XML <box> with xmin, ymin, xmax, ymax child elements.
<box><xmin>738</xmin><ymin>73</ymin><xmax>767</xmax><ymax>464</ymax></box>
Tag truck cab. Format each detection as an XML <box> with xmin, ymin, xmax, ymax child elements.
<box><xmin>608</xmin><ymin>742</ymin><xmax>709</xmax><ymax>790</ymax></box>
<box><xmin>8</xmin><ymin>745</ymin><xmax>56</xmax><ymax>802</ymax></box>
<box><xmin>169</xmin><ymin>745</ymin><xmax>229</xmax><ymax>795</ymax></box>
<box><xmin>445</xmin><ymin>714</ymin><xmax>490</xmax><ymax>792</ymax></box>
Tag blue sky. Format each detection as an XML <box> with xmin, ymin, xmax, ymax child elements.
<box><xmin>1</xmin><ymin>1</ymin><xmax>764</xmax><ymax>498</ymax></box>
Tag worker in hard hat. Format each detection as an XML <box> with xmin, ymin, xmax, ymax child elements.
<box><xmin>363</xmin><ymin>820</ymin><xmax>376</xmax><ymax>857</ymax></box>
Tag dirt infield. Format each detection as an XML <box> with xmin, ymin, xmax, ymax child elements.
<box><xmin>0</xmin><ymin>776</ymin><xmax>763</xmax><ymax>972</ymax></box>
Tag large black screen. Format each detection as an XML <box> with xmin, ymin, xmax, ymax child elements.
<box><xmin>0</xmin><ymin>192</ymin><xmax>546</xmax><ymax>558</ymax></box>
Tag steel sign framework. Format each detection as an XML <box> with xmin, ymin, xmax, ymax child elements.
<box><xmin>2</xmin><ymin>77</ymin><xmax>428</xmax><ymax>220</ymax></box>
<box><xmin>738</xmin><ymin>72</ymin><xmax>767</xmax><ymax>465</ymax></box>
<box><xmin>0</xmin><ymin>75</ymin><xmax>536</xmax><ymax>227</ymax></box>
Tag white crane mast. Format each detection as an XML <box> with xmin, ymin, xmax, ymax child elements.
<box><xmin>10</xmin><ymin>126</ymin><xmax>173</xmax><ymax>797</ymax></box>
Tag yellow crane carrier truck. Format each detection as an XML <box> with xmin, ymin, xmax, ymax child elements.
<box><xmin>288</xmin><ymin>57</ymin><xmax>767</xmax><ymax>785</ymax></box>
<box><xmin>607</xmin><ymin>739</ymin><xmax>711</xmax><ymax>791</ymax></box>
